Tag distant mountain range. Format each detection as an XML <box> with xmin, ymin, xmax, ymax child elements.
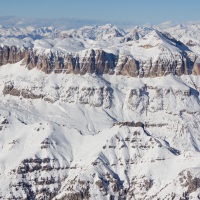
<box><xmin>0</xmin><ymin>16</ymin><xmax>135</xmax><ymax>30</ymax></box>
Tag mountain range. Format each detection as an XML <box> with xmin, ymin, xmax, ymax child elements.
<box><xmin>0</xmin><ymin>23</ymin><xmax>200</xmax><ymax>199</ymax></box>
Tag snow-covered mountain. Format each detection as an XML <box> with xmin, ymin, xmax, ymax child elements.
<box><xmin>1</xmin><ymin>23</ymin><xmax>200</xmax><ymax>78</ymax></box>
<box><xmin>0</xmin><ymin>23</ymin><xmax>200</xmax><ymax>199</ymax></box>
<box><xmin>0</xmin><ymin>25</ymin><xmax>58</xmax><ymax>39</ymax></box>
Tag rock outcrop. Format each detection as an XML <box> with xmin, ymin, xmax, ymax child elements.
<box><xmin>0</xmin><ymin>45</ymin><xmax>198</xmax><ymax>77</ymax></box>
<box><xmin>21</xmin><ymin>48</ymin><xmax>117</xmax><ymax>75</ymax></box>
<box><xmin>0</xmin><ymin>46</ymin><xmax>25</xmax><ymax>65</ymax></box>
<box><xmin>3</xmin><ymin>82</ymin><xmax>113</xmax><ymax>108</ymax></box>
<box><xmin>192</xmin><ymin>58</ymin><xmax>200</xmax><ymax>75</ymax></box>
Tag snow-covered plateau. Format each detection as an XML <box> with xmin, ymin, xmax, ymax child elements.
<box><xmin>0</xmin><ymin>23</ymin><xmax>200</xmax><ymax>199</ymax></box>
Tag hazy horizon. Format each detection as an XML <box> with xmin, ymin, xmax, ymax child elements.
<box><xmin>0</xmin><ymin>0</ymin><xmax>199</xmax><ymax>27</ymax></box>
<box><xmin>0</xmin><ymin>15</ymin><xmax>200</xmax><ymax>30</ymax></box>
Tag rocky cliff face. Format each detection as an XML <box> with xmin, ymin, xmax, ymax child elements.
<box><xmin>0</xmin><ymin>45</ymin><xmax>199</xmax><ymax>77</ymax></box>
<box><xmin>3</xmin><ymin>82</ymin><xmax>113</xmax><ymax>108</ymax></box>
<box><xmin>0</xmin><ymin>45</ymin><xmax>25</xmax><ymax>65</ymax></box>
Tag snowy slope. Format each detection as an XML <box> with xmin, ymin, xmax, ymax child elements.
<box><xmin>0</xmin><ymin>62</ymin><xmax>200</xmax><ymax>199</ymax></box>
<box><xmin>0</xmin><ymin>23</ymin><xmax>200</xmax><ymax>199</ymax></box>
<box><xmin>162</xmin><ymin>24</ymin><xmax>200</xmax><ymax>56</ymax></box>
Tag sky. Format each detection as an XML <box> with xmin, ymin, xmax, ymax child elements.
<box><xmin>0</xmin><ymin>0</ymin><xmax>200</xmax><ymax>25</ymax></box>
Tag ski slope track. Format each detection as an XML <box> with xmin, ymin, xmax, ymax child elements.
<box><xmin>0</xmin><ymin>23</ymin><xmax>200</xmax><ymax>199</ymax></box>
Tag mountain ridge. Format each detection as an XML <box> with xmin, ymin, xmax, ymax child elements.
<box><xmin>1</xmin><ymin>23</ymin><xmax>200</xmax><ymax>77</ymax></box>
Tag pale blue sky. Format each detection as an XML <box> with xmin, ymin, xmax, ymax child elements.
<box><xmin>1</xmin><ymin>0</ymin><xmax>200</xmax><ymax>24</ymax></box>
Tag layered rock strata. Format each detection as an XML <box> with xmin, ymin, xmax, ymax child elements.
<box><xmin>0</xmin><ymin>45</ymin><xmax>199</xmax><ymax>77</ymax></box>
